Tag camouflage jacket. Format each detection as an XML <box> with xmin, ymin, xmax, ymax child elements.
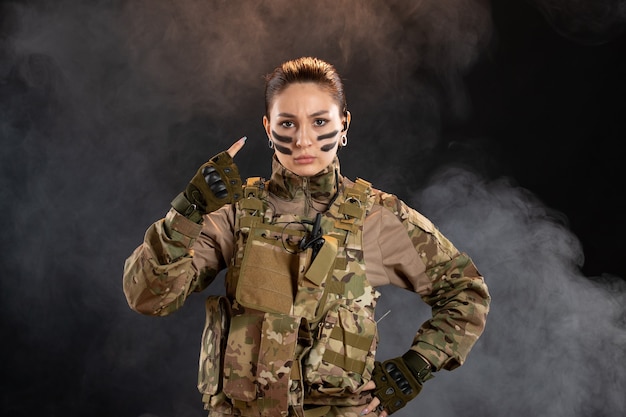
<box><xmin>123</xmin><ymin>156</ymin><xmax>490</xmax><ymax>412</ymax></box>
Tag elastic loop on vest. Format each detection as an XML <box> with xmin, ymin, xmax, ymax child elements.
<box><xmin>322</xmin><ymin>349</ymin><xmax>366</xmax><ymax>374</ymax></box>
<box><xmin>329</xmin><ymin>326</ymin><xmax>373</xmax><ymax>351</ymax></box>
<box><xmin>339</xmin><ymin>202</ymin><xmax>364</xmax><ymax>219</ymax></box>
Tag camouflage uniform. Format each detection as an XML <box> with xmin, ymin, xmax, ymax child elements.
<box><xmin>124</xmin><ymin>156</ymin><xmax>490</xmax><ymax>416</ymax></box>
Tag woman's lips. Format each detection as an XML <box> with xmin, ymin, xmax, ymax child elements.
<box><xmin>295</xmin><ymin>155</ymin><xmax>315</xmax><ymax>164</ymax></box>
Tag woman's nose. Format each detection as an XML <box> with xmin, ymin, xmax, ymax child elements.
<box><xmin>295</xmin><ymin>127</ymin><xmax>313</xmax><ymax>147</ymax></box>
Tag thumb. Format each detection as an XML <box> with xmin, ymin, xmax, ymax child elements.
<box><xmin>362</xmin><ymin>380</ymin><xmax>376</xmax><ymax>391</ymax></box>
<box><xmin>227</xmin><ymin>136</ymin><xmax>247</xmax><ymax>158</ymax></box>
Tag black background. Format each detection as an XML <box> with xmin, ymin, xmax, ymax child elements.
<box><xmin>1</xmin><ymin>1</ymin><xmax>625</xmax><ymax>417</ymax></box>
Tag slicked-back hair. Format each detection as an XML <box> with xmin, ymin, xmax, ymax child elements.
<box><xmin>264</xmin><ymin>57</ymin><xmax>347</xmax><ymax>118</ymax></box>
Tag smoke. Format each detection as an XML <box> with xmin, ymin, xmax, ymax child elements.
<box><xmin>526</xmin><ymin>0</ymin><xmax>626</xmax><ymax>44</ymax></box>
<box><xmin>376</xmin><ymin>167</ymin><xmax>626</xmax><ymax>416</ymax></box>
<box><xmin>1</xmin><ymin>0</ymin><xmax>624</xmax><ymax>416</ymax></box>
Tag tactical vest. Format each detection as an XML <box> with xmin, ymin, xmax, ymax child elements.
<box><xmin>197</xmin><ymin>177</ymin><xmax>381</xmax><ymax>417</ymax></box>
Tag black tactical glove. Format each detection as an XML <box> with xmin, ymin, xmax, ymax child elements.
<box><xmin>171</xmin><ymin>151</ymin><xmax>242</xmax><ymax>223</ymax></box>
<box><xmin>372</xmin><ymin>350</ymin><xmax>434</xmax><ymax>415</ymax></box>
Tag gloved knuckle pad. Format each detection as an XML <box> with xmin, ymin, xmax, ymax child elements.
<box><xmin>188</xmin><ymin>151</ymin><xmax>242</xmax><ymax>213</ymax></box>
<box><xmin>202</xmin><ymin>166</ymin><xmax>217</xmax><ymax>176</ymax></box>
<box><xmin>210</xmin><ymin>182</ymin><xmax>228</xmax><ymax>199</ymax></box>
<box><xmin>204</xmin><ymin>172</ymin><xmax>222</xmax><ymax>186</ymax></box>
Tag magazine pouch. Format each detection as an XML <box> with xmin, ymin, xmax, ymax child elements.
<box><xmin>304</xmin><ymin>301</ymin><xmax>378</xmax><ymax>404</ymax></box>
<box><xmin>198</xmin><ymin>296</ymin><xmax>231</xmax><ymax>404</ymax></box>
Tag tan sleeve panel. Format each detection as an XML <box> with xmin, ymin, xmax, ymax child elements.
<box><xmin>192</xmin><ymin>204</ymin><xmax>237</xmax><ymax>291</ymax></box>
<box><xmin>362</xmin><ymin>195</ymin><xmax>490</xmax><ymax>371</ymax></box>
<box><xmin>362</xmin><ymin>204</ymin><xmax>430</xmax><ymax>294</ymax></box>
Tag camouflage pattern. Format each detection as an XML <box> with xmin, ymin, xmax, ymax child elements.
<box><xmin>267</xmin><ymin>156</ymin><xmax>339</xmax><ymax>216</ymax></box>
<box><xmin>123</xmin><ymin>208</ymin><xmax>205</xmax><ymax>316</ymax></box>
<box><xmin>376</xmin><ymin>191</ymin><xmax>490</xmax><ymax>370</ymax></box>
<box><xmin>206</xmin><ymin>404</ymin><xmax>379</xmax><ymax>417</ymax></box>
<box><xmin>222</xmin><ymin>308</ymin><xmax>263</xmax><ymax>403</ymax></box>
<box><xmin>198</xmin><ymin>296</ymin><xmax>230</xmax><ymax>396</ymax></box>
<box><xmin>196</xmin><ymin>160</ymin><xmax>381</xmax><ymax>415</ymax></box>
<box><xmin>303</xmin><ymin>301</ymin><xmax>378</xmax><ymax>403</ymax></box>
<box><xmin>123</xmin><ymin>156</ymin><xmax>490</xmax><ymax>417</ymax></box>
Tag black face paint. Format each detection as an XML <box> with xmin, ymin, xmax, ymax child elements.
<box><xmin>320</xmin><ymin>141</ymin><xmax>337</xmax><ymax>152</ymax></box>
<box><xmin>272</xmin><ymin>130</ymin><xmax>293</xmax><ymax>143</ymax></box>
<box><xmin>274</xmin><ymin>143</ymin><xmax>292</xmax><ymax>155</ymax></box>
<box><xmin>271</xmin><ymin>130</ymin><xmax>293</xmax><ymax>154</ymax></box>
<box><xmin>317</xmin><ymin>130</ymin><xmax>339</xmax><ymax>141</ymax></box>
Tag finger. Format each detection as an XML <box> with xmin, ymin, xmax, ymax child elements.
<box><xmin>373</xmin><ymin>400</ymin><xmax>387</xmax><ymax>417</ymax></box>
<box><xmin>372</xmin><ymin>400</ymin><xmax>387</xmax><ymax>417</ymax></box>
<box><xmin>227</xmin><ymin>136</ymin><xmax>247</xmax><ymax>158</ymax></box>
<box><xmin>361</xmin><ymin>397</ymin><xmax>380</xmax><ymax>416</ymax></box>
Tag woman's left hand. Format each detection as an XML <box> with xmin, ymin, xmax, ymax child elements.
<box><xmin>360</xmin><ymin>380</ymin><xmax>387</xmax><ymax>417</ymax></box>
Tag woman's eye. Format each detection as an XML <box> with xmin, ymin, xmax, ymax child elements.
<box><xmin>281</xmin><ymin>121</ymin><xmax>295</xmax><ymax>128</ymax></box>
<box><xmin>314</xmin><ymin>119</ymin><xmax>327</xmax><ymax>126</ymax></box>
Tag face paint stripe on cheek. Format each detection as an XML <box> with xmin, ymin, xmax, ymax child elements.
<box><xmin>317</xmin><ymin>130</ymin><xmax>339</xmax><ymax>141</ymax></box>
<box><xmin>272</xmin><ymin>130</ymin><xmax>293</xmax><ymax>143</ymax></box>
<box><xmin>320</xmin><ymin>141</ymin><xmax>337</xmax><ymax>152</ymax></box>
<box><xmin>274</xmin><ymin>143</ymin><xmax>292</xmax><ymax>155</ymax></box>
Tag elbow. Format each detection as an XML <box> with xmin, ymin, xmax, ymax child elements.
<box><xmin>123</xmin><ymin>279</ymin><xmax>161</xmax><ymax>316</ymax></box>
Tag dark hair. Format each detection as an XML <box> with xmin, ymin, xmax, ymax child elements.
<box><xmin>264</xmin><ymin>57</ymin><xmax>347</xmax><ymax>118</ymax></box>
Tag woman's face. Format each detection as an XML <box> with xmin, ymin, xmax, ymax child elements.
<box><xmin>263</xmin><ymin>82</ymin><xmax>350</xmax><ymax>177</ymax></box>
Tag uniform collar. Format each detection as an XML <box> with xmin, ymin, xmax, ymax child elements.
<box><xmin>268</xmin><ymin>155</ymin><xmax>341</xmax><ymax>205</ymax></box>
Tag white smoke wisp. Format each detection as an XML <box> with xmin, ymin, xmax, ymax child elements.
<box><xmin>3</xmin><ymin>1</ymin><xmax>624</xmax><ymax>416</ymax></box>
<box><xmin>377</xmin><ymin>166</ymin><xmax>626</xmax><ymax>416</ymax></box>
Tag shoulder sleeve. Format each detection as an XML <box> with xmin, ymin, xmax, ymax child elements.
<box><xmin>123</xmin><ymin>206</ymin><xmax>235</xmax><ymax>316</ymax></box>
<box><xmin>372</xmin><ymin>191</ymin><xmax>491</xmax><ymax>371</ymax></box>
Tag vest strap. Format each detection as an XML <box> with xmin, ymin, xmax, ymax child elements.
<box><xmin>322</xmin><ymin>350</ymin><xmax>366</xmax><ymax>375</ymax></box>
<box><xmin>330</xmin><ymin>326</ymin><xmax>373</xmax><ymax>351</ymax></box>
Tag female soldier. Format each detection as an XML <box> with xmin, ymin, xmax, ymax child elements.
<box><xmin>123</xmin><ymin>56</ymin><xmax>490</xmax><ymax>417</ymax></box>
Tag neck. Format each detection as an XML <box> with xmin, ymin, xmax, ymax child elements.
<box><xmin>268</xmin><ymin>156</ymin><xmax>342</xmax><ymax>215</ymax></box>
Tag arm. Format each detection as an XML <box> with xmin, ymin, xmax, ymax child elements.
<box><xmin>400</xmin><ymin>200</ymin><xmax>490</xmax><ymax>370</ymax></box>
<box><xmin>123</xmin><ymin>138</ymin><xmax>246</xmax><ymax>316</ymax></box>
<box><xmin>376</xmin><ymin>193</ymin><xmax>490</xmax><ymax>368</ymax></box>
<box><xmin>122</xmin><ymin>207</ymin><xmax>234</xmax><ymax>316</ymax></box>
<box><xmin>366</xmin><ymin>193</ymin><xmax>490</xmax><ymax>415</ymax></box>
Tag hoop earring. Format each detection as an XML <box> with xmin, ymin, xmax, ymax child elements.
<box><xmin>268</xmin><ymin>139</ymin><xmax>274</xmax><ymax>149</ymax></box>
<box><xmin>340</xmin><ymin>135</ymin><xmax>348</xmax><ymax>147</ymax></box>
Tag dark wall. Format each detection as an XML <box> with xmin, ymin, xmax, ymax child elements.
<box><xmin>1</xmin><ymin>1</ymin><xmax>624</xmax><ymax>416</ymax></box>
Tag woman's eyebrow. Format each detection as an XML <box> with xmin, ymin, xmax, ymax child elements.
<box><xmin>310</xmin><ymin>110</ymin><xmax>329</xmax><ymax>117</ymax></box>
<box><xmin>276</xmin><ymin>110</ymin><xmax>330</xmax><ymax>118</ymax></box>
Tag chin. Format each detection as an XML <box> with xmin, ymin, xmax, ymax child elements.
<box><xmin>291</xmin><ymin>165</ymin><xmax>321</xmax><ymax>177</ymax></box>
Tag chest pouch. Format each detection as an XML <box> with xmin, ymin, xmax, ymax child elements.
<box><xmin>236</xmin><ymin>223</ymin><xmax>310</xmax><ymax>314</ymax></box>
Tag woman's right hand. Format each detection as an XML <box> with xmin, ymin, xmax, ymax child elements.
<box><xmin>171</xmin><ymin>136</ymin><xmax>246</xmax><ymax>222</ymax></box>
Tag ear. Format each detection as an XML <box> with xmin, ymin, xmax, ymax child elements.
<box><xmin>342</xmin><ymin>110</ymin><xmax>351</xmax><ymax>132</ymax></box>
<box><xmin>263</xmin><ymin>115</ymin><xmax>272</xmax><ymax>138</ymax></box>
